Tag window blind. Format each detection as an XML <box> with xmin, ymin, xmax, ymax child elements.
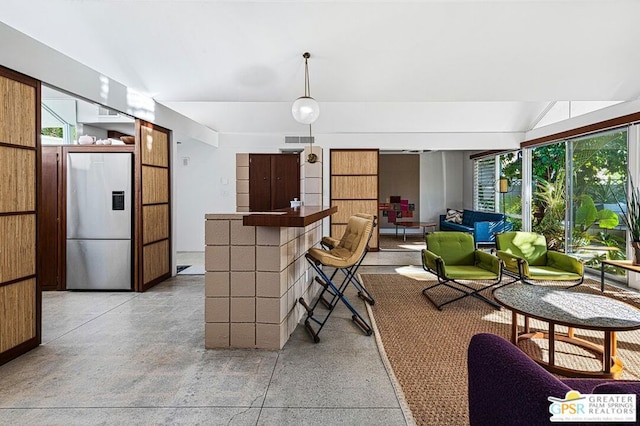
<box><xmin>474</xmin><ymin>157</ymin><xmax>496</xmax><ymax>212</ymax></box>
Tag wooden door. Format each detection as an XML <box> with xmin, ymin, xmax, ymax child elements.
<box><xmin>271</xmin><ymin>154</ymin><xmax>300</xmax><ymax>210</ymax></box>
<box><xmin>39</xmin><ymin>146</ymin><xmax>61</xmax><ymax>291</ymax></box>
<box><xmin>138</xmin><ymin>121</ymin><xmax>171</xmax><ymax>292</ymax></box>
<box><xmin>330</xmin><ymin>149</ymin><xmax>379</xmax><ymax>250</ymax></box>
<box><xmin>249</xmin><ymin>154</ymin><xmax>272</xmax><ymax>211</ymax></box>
<box><xmin>0</xmin><ymin>67</ymin><xmax>40</xmax><ymax>366</ymax></box>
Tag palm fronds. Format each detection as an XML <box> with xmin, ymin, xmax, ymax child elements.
<box><xmin>617</xmin><ymin>174</ymin><xmax>640</xmax><ymax>242</ymax></box>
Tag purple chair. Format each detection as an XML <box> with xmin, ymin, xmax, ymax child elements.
<box><xmin>467</xmin><ymin>333</ymin><xmax>640</xmax><ymax>425</ymax></box>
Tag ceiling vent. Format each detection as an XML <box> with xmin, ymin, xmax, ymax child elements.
<box><xmin>279</xmin><ymin>147</ymin><xmax>304</xmax><ymax>153</ymax></box>
<box><xmin>380</xmin><ymin>150</ymin><xmax>429</xmax><ymax>155</ymax></box>
<box><xmin>98</xmin><ymin>106</ymin><xmax>118</xmax><ymax>116</ymax></box>
<box><xmin>285</xmin><ymin>136</ymin><xmax>314</xmax><ymax>144</ymax></box>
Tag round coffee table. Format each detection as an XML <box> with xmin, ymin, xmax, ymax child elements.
<box><xmin>493</xmin><ymin>284</ymin><xmax>640</xmax><ymax>378</ymax></box>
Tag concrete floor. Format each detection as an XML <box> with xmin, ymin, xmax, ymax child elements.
<box><xmin>0</xmin><ymin>250</ymin><xmax>421</xmax><ymax>425</ymax></box>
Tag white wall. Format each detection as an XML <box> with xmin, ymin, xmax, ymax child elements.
<box><xmin>525</xmin><ymin>99</ymin><xmax>640</xmax><ymax>142</ymax></box>
<box><xmin>176</xmin><ymin>138</ymin><xmax>477</xmax><ymax>250</ymax></box>
<box><xmin>174</xmin><ymin>133</ymin><xmax>296</xmax><ymax>251</ymax></box>
<box><xmin>444</xmin><ymin>151</ymin><xmax>464</xmax><ymax>211</ymax></box>
<box><xmin>175</xmin><ymin>134</ymin><xmax>287</xmax><ymax>251</ymax></box>
<box><xmin>0</xmin><ymin>22</ymin><xmax>217</xmax><ymax>147</ymax></box>
<box><xmin>419</xmin><ymin>152</ymin><xmax>445</xmax><ymax>226</ymax></box>
<box><xmin>81</xmin><ymin>125</ymin><xmax>108</xmax><ymax>140</ymax></box>
<box><xmin>418</xmin><ymin>151</ymin><xmax>464</xmax><ymax>228</ymax></box>
<box><xmin>462</xmin><ymin>151</ymin><xmax>477</xmax><ymax>210</ymax></box>
<box><xmin>317</xmin><ymin>132</ymin><xmax>522</xmax><ymax>150</ymax></box>
<box><xmin>175</xmin><ymin>141</ymin><xmax>218</xmax><ymax>251</ymax></box>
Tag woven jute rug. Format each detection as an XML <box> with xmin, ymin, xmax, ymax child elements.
<box><xmin>359</xmin><ymin>274</ymin><xmax>640</xmax><ymax>426</ymax></box>
<box><xmin>378</xmin><ymin>233</ymin><xmax>426</xmax><ymax>251</ymax></box>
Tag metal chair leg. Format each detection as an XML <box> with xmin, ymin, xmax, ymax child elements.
<box><xmin>299</xmin><ymin>256</ymin><xmax>373</xmax><ymax>343</ymax></box>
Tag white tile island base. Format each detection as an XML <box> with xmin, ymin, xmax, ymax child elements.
<box><xmin>204</xmin><ymin>212</ymin><xmax>329</xmax><ymax>350</ymax></box>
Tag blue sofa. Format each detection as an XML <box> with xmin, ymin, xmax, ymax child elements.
<box><xmin>439</xmin><ymin>209</ymin><xmax>511</xmax><ymax>244</ymax></box>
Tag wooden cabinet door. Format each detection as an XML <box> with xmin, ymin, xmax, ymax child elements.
<box><xmin>249</xmin><ymin>154</ymin><xmax>272</xmax><ymax>212</ymax></box>
<box><xmin>271</xmin><ymin>154</ymin><xmax>300</xmax><ymax>210</ymax></box>
<box><xmin>249</xmin><ymin>154</ymin><xmax>301</xmax><ymax>211</ymax></box>
<box><xmin>39</xmin><ymin>146</ymin><xmax>61</xmax><ymax>290</ymax></box>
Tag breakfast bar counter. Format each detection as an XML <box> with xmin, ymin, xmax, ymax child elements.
<box><xmin>243</xmin><ymin>205</ymin><xmax>337</xmax><ymax>227</ymax></box>
<box><xmin>204</xmin><ymin>206</ymin><xmax>336</xmax><ymax>350</ymax></box>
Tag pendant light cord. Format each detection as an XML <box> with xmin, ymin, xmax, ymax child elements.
<box><xmin>304</xmin><ymin>52</ymin><xmax>311</xmax><ymax>98</ymax></box>
<box><xmin>302</xmin><ymin>52</ymin><xmax>317</xmax><ymax>163</ymax></box>
<box><xmin>305</xmin><ymin>54</ymin><xmax>312</xmax><ymax>153</ymax></box>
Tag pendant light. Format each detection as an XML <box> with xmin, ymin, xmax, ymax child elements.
<box><xmin>292</xmin><ymin>52</ymin><xmax>319</xmax><ymax>163</ymax></box>
<box><xmin>292</xmin><ymin>52</ymin><xmax>320</xmax><ymax>125</ymax></box>
<box><xmin>499</xmin><ymin>177</ymin><xmax>509</xmax><ymax>194</ymax></box>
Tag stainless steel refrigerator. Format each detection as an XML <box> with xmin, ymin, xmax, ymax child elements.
<box><xmin>66</xmin><ymin>152</ymin><xmax>132</xmax><ymax>290</ymax></box>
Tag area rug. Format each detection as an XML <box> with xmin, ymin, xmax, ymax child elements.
<box><xmin>359</xmin><ymin>274</ymin><xmax>640</xmax><ymax>425</ymax></box>
<box><xmin>378</xmin><ymin>233</ymin><xmax>426</xmax><ymax>251</ymax></box>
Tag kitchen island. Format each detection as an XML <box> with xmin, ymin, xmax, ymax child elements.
<box><xmin>205</xmin><ymin>206</ymin><xmax>337</xmax><ymax>350</ymax></box>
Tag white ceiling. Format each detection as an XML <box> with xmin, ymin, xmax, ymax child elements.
<box><xmin>2</xmin><ymin>0</ymin><xmax>640</xmax><ymax>136</ymax></box>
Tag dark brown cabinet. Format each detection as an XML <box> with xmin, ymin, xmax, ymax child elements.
<box><xmin>249</xmin><ymin>154</ymin><xmax>300</xmax><ymax>211</ymax></box>
<box><xmin>39</xmin><ymin>146</ymin><xmax>62</xmax><ymax>290</ymax></box>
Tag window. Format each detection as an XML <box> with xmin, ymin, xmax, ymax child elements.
<box><xmin>41</xmin><ymin>101</ymin><xmax>75</xmax><ymax>145</ymax></box>
<box><xmin>527</xmin><ymin>128</ymin><xmax>628</xmax><ymax>280</ymax></box>
<box><xmin>499</xmin><ymin>151</ymin><xmax>523</xmax><ymax>230</ymax></box>
<box><xmin>531</xmin><ymin>142</ymin><xmax>567</xmax><ymax>249</ymax></box>
<box><xmin>568</xmin><ymin>128</ymin><xmax>628</xmax><ymax>276</ymax></box>
<box><xmin>474</xmin><ymin>157</ymin><xmax>496</xmax><ymax>212</ymax></box>
<box><xmin>41</xmin><ymin>84</ymin><xmax>134</xmax><ymax>145</ymax></box>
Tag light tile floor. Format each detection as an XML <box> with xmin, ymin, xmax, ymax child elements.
<box><xmin>0</xmin><ymin>250</ymin><xmax>422</xmax><ymax>425</ymax></box>
<box><xmin>176</xmin><ymin>252</ymin><xmax>206</xmax><ymax>275</ymax></box>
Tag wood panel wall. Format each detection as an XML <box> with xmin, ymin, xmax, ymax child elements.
<box><xmin>330</xmin><ymin>149</ymin><xmax>379</xmax><ymax>250</ymax></box>
<box><xmin>137</xmin><ymin>122</ymin><xmax>171</xmax><ymax>291</ymax></box>
<box><xmin>0</xmin><ymin>67</ymin><xmax>40</xmax><ymax>365</ymax></box>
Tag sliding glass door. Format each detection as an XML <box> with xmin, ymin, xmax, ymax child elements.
<box><xmin>531</xmin><ymin>142</ymin><xmax>567</xmax><ymax>250</ymax></box>
<box><xmin>476</xmin><ymin>128</ymin><xmax>630</xmax><ymax>282</ymax></box>
<box><xmin>567</xmin><ymin>129</ymin><xmax>628</xmax><ymax>277</ymax></box>
<box><xmin>499</xmin><ymin>152</ymin><xmax>522</xmax><ymax>230</ymax></box>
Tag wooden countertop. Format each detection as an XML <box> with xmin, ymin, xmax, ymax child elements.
<box><xmin>242</xmin><ymin>205</ymin><xmax>337</xmax><ymax>227</ymax></box>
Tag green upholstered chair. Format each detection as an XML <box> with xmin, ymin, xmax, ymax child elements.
<box><xmin>421</xmin><ymin>232</ymin><xmax>503</xmax><ymax>310</ymax></box>
<box><xmin>495</xmin><ymin>231</ymin><xmax>584</xmax><ymax>288</ymax></box>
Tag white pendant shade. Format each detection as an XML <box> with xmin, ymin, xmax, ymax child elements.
<box><xmin>292</xmin><ymin>96</ymin><xmax>320</xmax><ymax>125</ymax></box>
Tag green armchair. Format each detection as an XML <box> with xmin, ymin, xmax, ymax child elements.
<box><xmin>495</xmin><ymin>232</ymin><xmax>584</xmax><ymax>288</ymax></box>
<box><xmin>421</xmin><ymin>232</ymin><xmax>503</xmax><ymax>310</ymax></box>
